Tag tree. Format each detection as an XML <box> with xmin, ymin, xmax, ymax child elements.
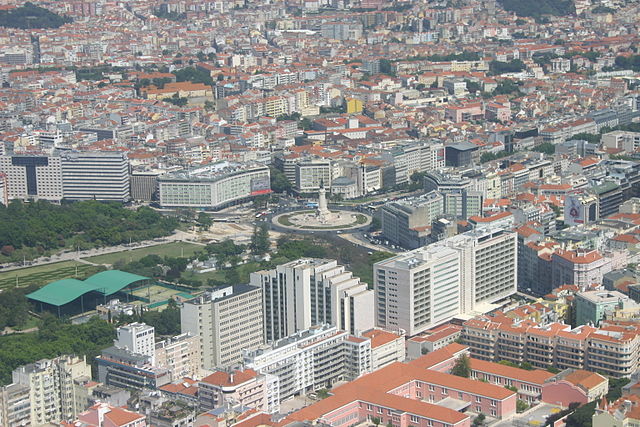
<box><xmin>451</xmin><ymin>354</ymin><xmax>471</xmax><ymax>378</ymax></box>
<box><xmin>565</xmin><ymin>401</ymin><xmax>596</xmax><ymax>427</ymax></box>
<box><xmin>532</xmin><ymin>142</ymin><xmax>556</xmax><ymax>155</ymax></box>
<box><xmin>472</xmin><ymin>413</ymin><xmax>486</xmax><ymax>426</ymax></box>
<box><xmin>371</xmin><ymin>417</ymin><xmax>381</xmax><ymax>426</ymax></box>
<box><xmin>489</xmin><ymin>59</ymin><xmax>525</xmax><ymax>75</ymax></box>
<box><xmin>270</xmin><ymin>167</ymin><xmax>292</xmax><ymax>193</ymax></box>
<box><xmin>516</xmin><ymin>400</ymin><xmax>528</xmax><ymax>413</ymax></box>
<box><xmin>250</xmin><ymin>223</ymin><xmax>270</xmax><ymax>255</ymax></box>
<box><xmin>204</xmin><ymin>100</ymin><xmax>215</xmax><ymax>112</ymax></box>
<box><xmin>197</xmin><ymin>212</ymin><xmax>212</xmax><ymax>230</ymax></box>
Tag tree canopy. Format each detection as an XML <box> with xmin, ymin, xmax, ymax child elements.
<box><xmin>0</xmin><ymin>2</ymin><xmax>72</xmax><ymax>29</ymax></box>
<box><xmin>0</xmin><ymin>200</ymin><xmax>177</xmax><ymax>262</ymax></box>
<box><xmin>497</xmin><ymin>0</ymin><xmax>574</xmax><ymax>18</ymax></box>
<box><xmin>451</xmin><ymin>354</ymin><xmax>471</xmax><ymax>378</ymax></box>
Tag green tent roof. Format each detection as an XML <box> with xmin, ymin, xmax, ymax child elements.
<box><xmin>84</xmin><ymin>270</ymin><xmax>150</xmax><ymax>296</ymax></box>
<box><xmin>27</xmin><ymin>270</ymin><xmax>150</xmax><ymax>307</ymax></box>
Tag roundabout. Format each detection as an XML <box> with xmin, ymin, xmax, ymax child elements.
<box><xmin>272</xmin><ymin>186</ymin><xmax>371</xmax><ymax>231</ymax></box>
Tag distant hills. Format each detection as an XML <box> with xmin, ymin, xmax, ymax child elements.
<box><xmin>497</xmin><ymin>0</ymin><xmax>575</xmax><ymax>18</ymax></box>
<box><xmin>0</xmin><ymin>2</ymin><xmax>72</xmax><ymax>29</ymax></box>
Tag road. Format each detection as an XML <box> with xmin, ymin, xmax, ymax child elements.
<box><xmin>0</xmin><ymin>229</ymin><xmax>199</xmax><ymax>272</ymax></box>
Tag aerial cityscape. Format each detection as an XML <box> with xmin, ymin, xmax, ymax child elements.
<box><xmin>1</xmin><ymin>0</ymin><xmax>640</xmax><ymax>426</ymax></box>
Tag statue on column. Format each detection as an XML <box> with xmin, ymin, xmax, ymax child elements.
<box><xmin>316</xmin><ymin>181</ymin><xmax>333</xmax><ymax>222</ymax></box>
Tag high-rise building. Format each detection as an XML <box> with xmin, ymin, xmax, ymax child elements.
<box><xmin>381</xmin><ymin>191</ymin><xmax>444</xmax><ymax>249</ymax></box>
<box><xmin>374</xmin><ymin>228</ymin><xmax>517</xmax><ymax>335</ymax></box>
<box><xmin>181</xmin><ymin>285</ymin><xmax>264</xmax><ymax>370</ymax></box>
<box><xmin>374</xmin><ymin>244</ymin><xmax>461</xmax><ymax>335</ymax></box>
<box><xmin>11</xmin><ymin>355</ymin><xmax>92</xmax><ymax>425</ymax></box>
<box><xmin>60</xmin><ymin>151</ymin><xmax>130</xmax><ymax>201</ymax></box>
<box><xmin>155</xmin><ymin>333</ymin><xmax>202</xmax><ymax>381</ymax></box>
<box><xmin>0</xmin><ymin>153</ymin><xmax>63</xmax><ymax>201</ymax></box>
<box><xmin>250</xmin><ymin>258</ymin><xmax>375</xmax><ymax>342</ymax></box>
<box><xmin>115</xmin><ymin>322</ymin><xmax>156</xmax><ymax>365</ymax></box>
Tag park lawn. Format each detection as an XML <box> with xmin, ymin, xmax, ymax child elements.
<box><xmin>0</xmin><ymin>261</ymin><xmax>102</xmax><ymax>290</ymax></box>
<box><xmin>84</xmin><ymin>241</ymin><xmax>203</xmax><ymax>265</ymax></box>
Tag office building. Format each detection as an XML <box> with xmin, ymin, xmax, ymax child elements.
<box><xmin>115</xmin><ymin>322</ymin><xmax>156</xmax><ymax>365</ymax></box>
<box><xmin>181</xmin><ymin>285</ymin><xmax>264</xmax><ymax>370</ymax></box>
<box><xmin>11</xmin><ymin>355</ymin><xmax>92</xmax><ymax>425</ymax></box>
<box><xmin>0</xmin><ymin>153</ymin><xmax>63</xmax><ymax>201</ymax></box>
<box><xmin>375</xmin><ymin>228</ymin><xmax>517</xmax><ymax>335</ymax></box>
<box><xmin>97</xmin><ymin>346</ymin><xmax>171</xmax><ymax>390</ymax></box>
<box><xmin>158</xmin><ymin>161</ymin><xmax>270</xmax><ymax>209</ymax></box>
<box><xmin>374</xmin><ymin>244</ymin><xmax>461</xmax><ymax>335</ymax></box>
<box><xmin>382</xmin><ymin>141</ymin><xmax>445</xmax><ymax>185</ymax></box>
<box><xmin>250</xmin><ymin>258</ymin><xmax>374</xmax><ymax>342</ymax></box>
<box><xmin>381</xmin><ymin>191</ymin><xmax>444</xmax><ymax>249</ymax></box>
<box><xmin>60</xmin><ymin>151</ymin><xmax>130</xmax><ymax>201</ymax></box>
<box><xmin>243</xmin><ymin>324</ymin><xmax>371</xmax><ymax>400</ymax></box>
<box><xmin>294</xmin><ymin>159</ymin><xmax>332</xmax><ymax>192</ymax></box>
<box><xmin>130</xmin><ymin>170</ymin><xmax>162</xmax><ymax>201</ymax></box>
<box><xmin>423</xmin><ymin>171</ymin><xmax>484</xmax><ymax>219</ymax></box>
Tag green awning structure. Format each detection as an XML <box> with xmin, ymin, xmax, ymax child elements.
<box><xmin>27</xmin><ymin>270</ymin><xmax>150</xmax><ymax>307</ymax></box>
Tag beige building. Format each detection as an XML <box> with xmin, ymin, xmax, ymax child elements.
<box><xmin>155</xmin><ymin>333</ymin><xmax>202</xmax><ymax>381</ymax></box>
<box><xmin>198</xmin><ymin>368</ymin><xmax>279</xmax><ymax>413</ymax></box>
<box><xmin>181</xmin><ymin>285</ymin><xmax>264</xmax><ymax>370</ymax></box>
<box><xmin>11</xmin><ymin>355</ymin><xmax>92</xmax><ymax>425</ymax></box>
<box><xmin>0</xmin><ymin>383</ymin><xmax>31</xmax><ymax>427</ymax></box>
<box><xmin>361</xmin><ymin>329</ymin><xmax>405</xmax><ymax>371</ymax></box>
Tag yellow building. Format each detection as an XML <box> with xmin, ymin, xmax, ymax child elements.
<box><xmin>346</xmin><ymin>98</ymin><xmax>363</xmax><ymax>114</ymax></box>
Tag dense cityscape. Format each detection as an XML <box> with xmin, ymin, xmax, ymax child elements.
<box><xmin>1</xmin><ymin>0</ymin><xmax>640</xmax><ymax>426</ymax></box>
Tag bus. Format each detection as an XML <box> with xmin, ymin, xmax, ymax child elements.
<box><xmin>305</xmin><ymin>202</ymin><xmax>319</xmax><ymax>208</ymax></box>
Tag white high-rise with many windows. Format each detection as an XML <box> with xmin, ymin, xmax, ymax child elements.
<box><xmin>115</xmin><ymin>322</ymin><xmax>156</xmax><ymax>365</ymax></box>
<box><xmin>60</xmin><ymin>151</ymin><xmax>130</xmax><ymax>201</ymax></box>
<box><xmin>374</xmin><ymin>227</ymin><xmax>517</xmax><ymax>336</ymax></box>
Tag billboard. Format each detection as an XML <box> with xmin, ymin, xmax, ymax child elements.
<box><xmin>564</xmin><ymin>195</ymin><xmax>584</xmax><ymax>225</ymax></box>
<box><xmin>250</xmin><ymin>175</ymin><xmax>271</xmax><ymax>196</ymax></box>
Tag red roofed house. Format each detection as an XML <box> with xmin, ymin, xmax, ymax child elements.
<box><xmin>74</xmin><ymin>403</ymin><xmax>146</xmax><ymax>427</ymax></box>
<box><xmin>542</xmin><ymin>370</ymin><xmax>608</xmax><ymax>407</ymax></box>
<box><xmin>361</xmin><ymin>328</ymin><xmax>405</xmax><ymax>370</ymax></box>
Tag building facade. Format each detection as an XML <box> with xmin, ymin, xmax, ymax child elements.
<box><xmin>60</xmin><ymin>150</ymin><xmax>130</xmax><ymax>201</ymax></box>
<box><xmin>181</xmin><ymin>285</ymin><xmax>264</xmax><ymax>370</ymax></box>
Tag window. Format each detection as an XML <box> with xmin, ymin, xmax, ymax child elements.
<box><xmin>377</xmin><ymin>408</ymin><xmax>383</xmax><ymax>414</ymax></box>
<box><xmin>410</xmin><ymin>415</ymin><xmax>419</xmax><ymax>423</ymax></box>
<box><xmin>491</xmin><ymin>400</ymin><xmax>497</xmax><ymax>407</ymax></box>
<box><xmin>491</xmin><ymin>409</ymin><xmax>497</xmax><ymax>417</ymax></box>
<box><xmin>476</xmin><ymin>396</ymin><xmax>481</xmax><ymax>403</ymax></box>
<box><xmin>476</xmin><ymin>406</ymin><xmax>482</xmax><ymax>412</ymax></box>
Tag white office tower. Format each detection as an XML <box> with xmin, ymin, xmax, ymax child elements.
<box><xmin>115</xmin><ymin>322</ymin><xmax>156</xmax><ymax>365</ymax></box>
<box><xmin>181</xmin><ymin>285</ymin><xmax>264</xmax><ymax>370</ymax></box>
<box><xmin>374</xmin><ymin>245</ymin><xmax>461</xmax><ymax>336</ymax></box>
<box><xmin>0</xmin><ymin>154</ymin><xmax>63</xmax><ymax>201</ymax></box>
<box><xmin>250</xmin><ymin>258</ymin><xmax>375</xmax><ymax>342</ymax></box>
<box><xmin>374</xmin><ymin>228</ymin><xmax>517</xmax><ymax>336</ymax></box>
<box><xmin>443</xmin><ymin>228</ymin><xmax>517</xmax><ymax>312</ymax></box>
<box><xmin>60</xmin><ymin>151</ymin><xmax>130</xmax><ymax>201</ymax></box>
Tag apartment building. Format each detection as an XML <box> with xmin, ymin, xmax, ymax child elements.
<box><xmin>462</xmin><ymin>315</ymin><xmax>640</xmax><ymax>377</ymax></box>
<box><xmin>243</xmin><ymin>325</ymin><xmax>371</xmax><ymax>400</ymax></box>
<box><xmin>181</xmin><ymin>285</ymin><xmax>264</xmax><ymax>370</ymax></box>
<box><xmin>198</xmin><ymin>368</ymin><xmax>279</xmax><ymax>413</ymax></box>
<box><xmin>60</xmin><ymin>150</ymin><xmax>130</xmax><ymax>201</ymax></box>
<box><xmin>383</xmin><ymin>141</ymin><xmax>446</xmax><ymax>185</ymax></box>
<box><xmin>250</xmin><ymin>258</ymin><xmax>374</xmax><ymax>342</ymax></box>
<box><xmin>75</xmin><ymin>402</ymin><xmax>146</xmax><ymax>427</ymax></box>
<box><xmin>115</xmin><ymin>322</ymin><xmax>156</xmax><ymax>365</ymax></box>
<box><xmin>361</xmin><ymin>329</ymin><xmax>406</xmax><ymax>370</ymax></box>
<box><xmin>155</xmin><ymin>333</ymin><xmax>202</xmax><ymax>382</ymax></box>
<box><xmin>294</xmin><ymin>159</ymin><xmax>332</xmax><ymax>192</ymax></box>
<box><xmin>551</xmin><ymin>249</ymin><xmax>611</xmax><ymax>289</ymax></box>
<box><xmin>11</xmin><ymin>355</ymin><xmax>92</xmax><ymax>425</ymax></box>
<box><xmin>0</xmin><ymin>383</ymin><xmax>31</xmax><ymax>427</ymax></box>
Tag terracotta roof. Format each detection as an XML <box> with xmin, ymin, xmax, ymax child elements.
<box><xmin>563</xmin><ymin>370</ymin><xmax>607</xmax><ymax>391</ymax></box>
<box><xmin>470</xmin><ymin>359</ymin><xmax>554</xmax><ymax>385</ymax></box>
<box><xmin>201</xmin><ymin>368</ymin><xmax>259</xmax><ymax>387</ymax></box>
<box><xmin>361</xmin><ymin>329</ymin><xmax>402</xmax><ymax>348</ymax></box>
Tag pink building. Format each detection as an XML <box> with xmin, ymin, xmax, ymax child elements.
<box><xmin>445</xmin><ymin>103</ymin><xmax>484</xmax><ymax>123</ymax></box>
<box><xmin>285</xmin><ymin>344</ymin><xmax>517</xmax><ymax>427</ymax></box>
<box><xmin>470</xmin><ymin>359</ymin><xmax>554</xmax><ymax>405</ymax></box>
<box><xmin>542</xmin><ymin>370</ymin><xmax>608</xmax><ymax>407</ymax></box>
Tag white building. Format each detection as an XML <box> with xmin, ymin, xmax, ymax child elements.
<box><xmin>250</xmin><ymin>258</ymin><xmax>375</xmax><ymax>342</ymax></box>
<box><xmin>374</xmin><ymin>244</ymin><xmax>462</xmax><ymax>336</ymax></box>
<box><xmin>243</xmin><ymin>325</ymin><xmax>371</xmax><ymax>400</ymax></box>
<box><xmin>60</xmin><ymin>151</ymin><xmax>130</xmax><ymax>201</ymax></box>
<box><xmin>375</xmin><ymin>227</ymin><xmax>517</xmax><ymax>335</ymax></box>
<box><xmin>115</xmin><ymin>322</ymin><xmax>156</xmax><ymax>365</ymax></box>
<box><xmin>361</xmin><ymin>329</ymin><xmax>406</xmax><ymax>371</ymax></box>
<box><xmin>0</xmin><ymin>154</ymin><xmax>63</xmax><ymax>202</ymax></box>
<box><xmin>158</xmin><ymin>161</ymin><xmax>270</xmax><ymax>209</ymax></box>
<box><xmin>181</xmin><ymin>285</ymin><xmax>264</xmax><ymax>370</ymax></box>
<box><xmin>295</xmin><ymin>160</ymin><xmax>332</xmax><ymax>192</ymax></box>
